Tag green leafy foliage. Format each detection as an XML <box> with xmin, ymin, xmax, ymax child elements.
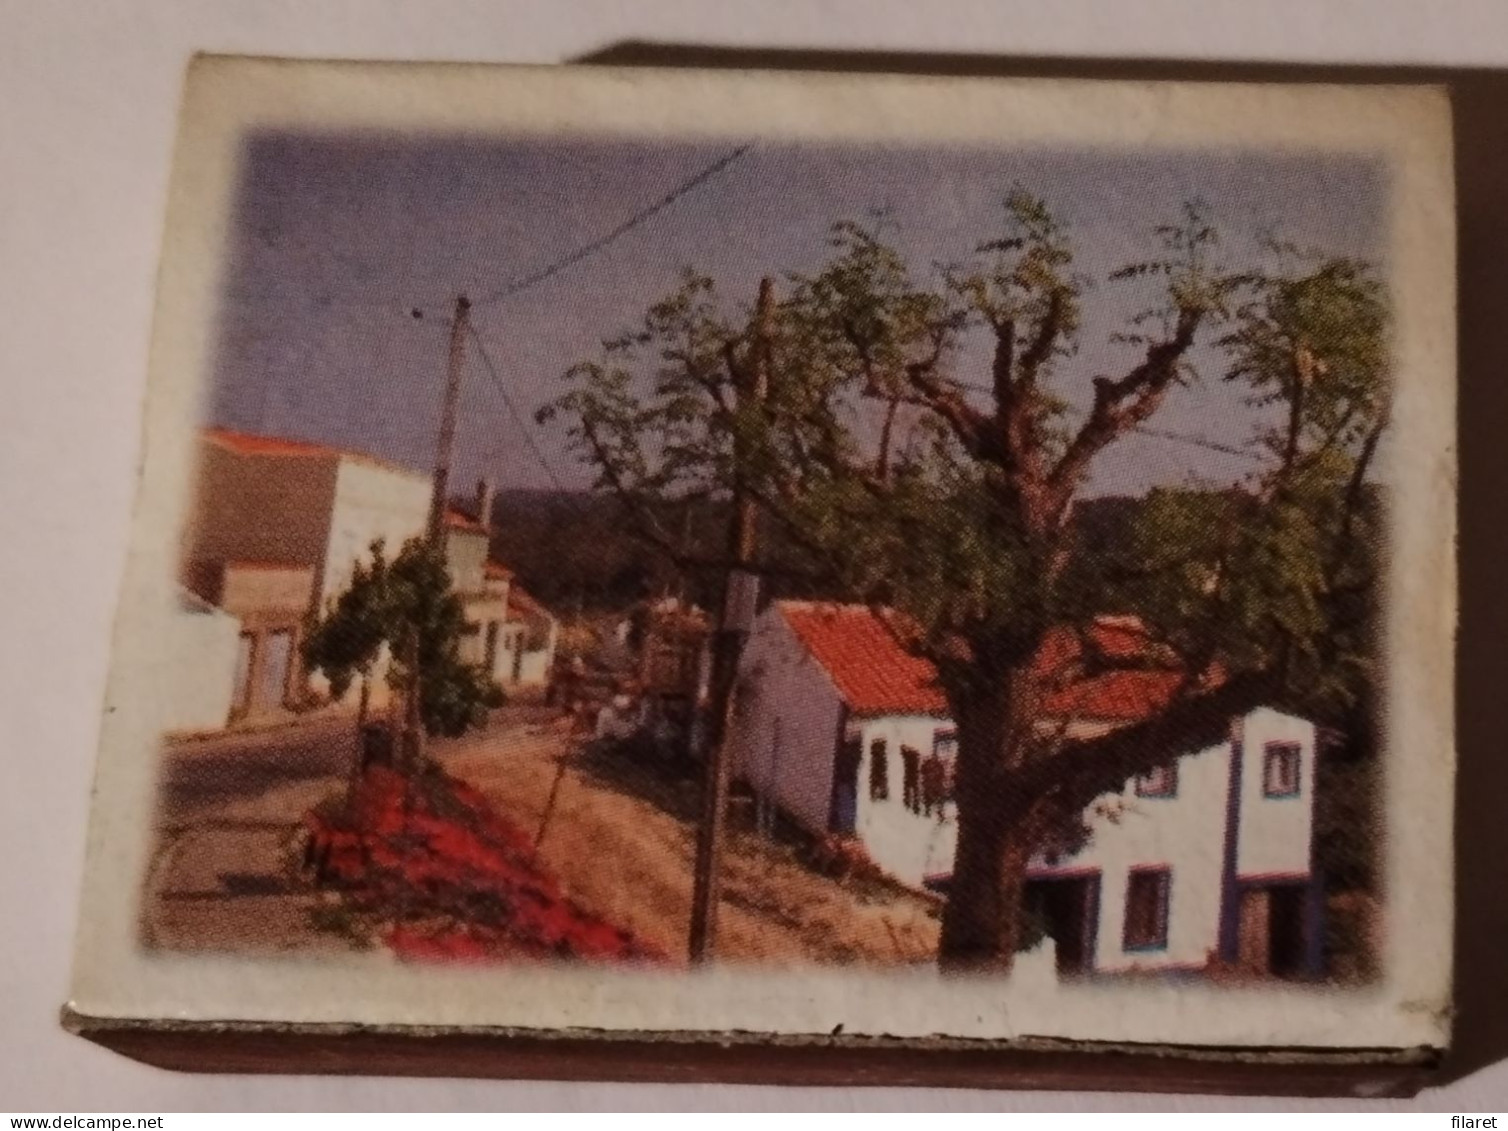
<box><xmin>542</xmin><ymin>186</ymin><xmax>1391</xmax><ymax>964</ymax></box>
<box><xmin>301</xmin><ymin>538</ymin><xmax>503</xmax><ymax>739</ymax></box>
<box><xmin>301</xmin><ymin>545</ymin><xmax>392</xmax><ymax>701</ymax></box>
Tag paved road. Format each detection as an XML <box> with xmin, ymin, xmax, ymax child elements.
<box><xmin>157</xmin><ymin>714</ymin><xmax>360</xmax><ymax>823</ymax></box>
<box><xmin>143</xmin><ymin>706</ymin><xmax>560</xmax><ymax>952</ymax></box>
<box><xmin>160</xmin><ymin>705</ymin><xmax>561</xmax><ymax>820</ymax></box>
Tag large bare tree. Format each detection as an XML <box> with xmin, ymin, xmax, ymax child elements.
<box><xmin>542</xmin><ymin>190</ymin><xmax>1388</xmax><ymax>970</ymax></box>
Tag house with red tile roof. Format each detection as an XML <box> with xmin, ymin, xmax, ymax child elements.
<box><xmin>729</xmin><ymin>600</ymin><xmax>1323</xmax><ymax>978</ymax></box>
<box><xmin>182</xmin><ymin>427</ymin><xmax>536</xmax><ymax>721</ymax></box>
<box><xmin>496</xmin><ymin>583</ymin><xmax>559</xmax><ymax>690</ymax></box>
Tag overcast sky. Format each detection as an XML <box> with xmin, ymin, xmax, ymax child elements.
<box><xmin>207</xmin><ymin>132</ymin><xmax>1386</xmax><ymax>498</ymax></box>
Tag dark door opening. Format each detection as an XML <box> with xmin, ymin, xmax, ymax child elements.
<box><xmin>1024</xmin><ymin>874</ymin><xmax>1100</xmax><ymax>975</ymax></box>
<box><xmin>1267</xmin><ymin>884</ymin><xmax>1307</xmax><ymax>978</ymax></box>
<box><xmin>828</xmin><ymin>737</ymin><xmax>861</xmax><ymax>834</ymax></box>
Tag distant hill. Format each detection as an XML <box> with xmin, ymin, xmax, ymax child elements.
<box><xmin>486</xmin><ymin>490</ymin><xmax>727</xmax><ymax>614</ymax></box>
<box><xmin>484</xmin><ymin>489</ymin><xmax>1162</xmax><ymax>618</ymax></box>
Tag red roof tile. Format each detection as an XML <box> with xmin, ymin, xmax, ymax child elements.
<box><xmin>444</xmin><ymin>508</ymin><xmax>488</xmax><ymax>534</ymax></box>
<box><xmin>778</xmin><ymin>602</ymin><xmax>948</xmax><ymax>717</ymax></box>
<box><xmin>1034</xmin><ymin>617</ymin><xmax>1160</xmax><ymax>674</ymax></box>
<box><xmin>776</xmin><ymin>602</ymin><xmax>1186</xmax><ymax>724</ymax></box>
<box><xmin>203</xmin><ymin>427</ymin><xmax>420</xmax><ymax>478</ymax></box>
<box><xmin>507</xmin><ymin>585</ymin><xmax>552</xmax><ymax>622</ymax></box>
<box><xmin>1041</xmin><ymin>669</ymin><xmax>1183</xmax><ymax>723</ymax></box>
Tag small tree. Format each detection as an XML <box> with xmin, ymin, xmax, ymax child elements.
<box><xmin>302</xmin><ymin>542</ymin><xmax>393</xmax><ymax>727</ymax></box>
<box><xmin>385</xmin><ymin>538</ymin><xmax>505</xmax><ymax>738</ymax></box>
<box><xmin>545</xmin><ymin>191</ymin><xmax>1387</xmax><ymax>971</ymax></box>
<box><xmin>303</xmin><ymin>537</ymin><xmax>503</xmax><ymax>756</ymax></box>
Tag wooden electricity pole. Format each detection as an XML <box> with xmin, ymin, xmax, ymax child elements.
<box><xmin>427</xmin><ymin>294</ymin><xmax>472</xmax><ymax>543</ymax></box>
<box><xmin>687</xmin><ymin>276</ymin><xmax>774</xmax><ymax>963</ymax></box>
<box><xmin>400</xmin><ymin>293</ymin><xmax>471</xmax><ymax>767</ymax></box>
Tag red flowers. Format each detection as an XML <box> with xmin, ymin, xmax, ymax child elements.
<box><xmin>305</xmin><ymin>766</ymin><xmax>661</xmax><ymax>965</ymax></box>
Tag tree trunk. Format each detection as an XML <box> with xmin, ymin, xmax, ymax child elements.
<box><xmin>346</xmin><ymin>670</ymin><xmax>374</xmax><ymax>808</ymax></box>
<box><xmin>938</xmin><ymin>672</ymin><xmax>1036</xmax><ymax>972</ymax></box>
<box><xmin>940</xmin><ymin>803</ymin><xmax>1032</xmax><ymax>971</ymax></box>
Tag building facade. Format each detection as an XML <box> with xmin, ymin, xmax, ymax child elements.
<box><xmin>181</xmin><ymin>427</ymin><xmax>541</xmax><ymax>726</ymax></box>
<box><xmin>183</xmin><ymin>428</ymin><xmax>433</xmax><ymax>721</ymax></box>
<box><xmin>729</xmin><ymin>601</ymin><xmax>1325</xmax><ymax>979</ymax></box>
<box><xmin>159</xmin><ymin>589</ymin><xmax>244</xmax><ymax>735</ymax></box>
<box><xmin>499</xmin><ymin>584</ymin><xmax>558</xmax><ymax>690</ymax></box>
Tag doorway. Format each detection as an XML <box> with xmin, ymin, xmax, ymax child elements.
<box><xmin>1024</xmin><ymin>873</ymin><xmax>1101</xmax><ymax>974</ymax></box>
<box><xmin>232</xmin><ymin>632</ymin><xmax>255</xmax><ymax>716</ymax></box>
<box><xmin>828</xmin><ymin>737</ymin><xmax>861</xmax><ymax>834</ymax></box>
<box><xmin>255</xmin><ymin>629</ymin><xmax>293</xmax><ymax>711</ymax></box>
<box><xmin>1235</xmin><ymin>882</ymin><xmax>1310</xmax><ymax>976</ymax></box>
<box><xmin>1267</xmin><ymin>883</ymin><xmax>1308</xmax><ymax>977</ymax></box>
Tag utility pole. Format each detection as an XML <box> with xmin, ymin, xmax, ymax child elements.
<box><xmin>427</xmin><ymin>294</ymin><xmax>472</xmax><ymax>544</ymax></box>
<box><xmin>688</xmin><ymin>276</ymin><xmax>774</xmax><ymax>963</ymax></box>
<box><xmin>400</xmin><ymin>293</ymin><xmax>471</xmax><ymax>767</ymax></box>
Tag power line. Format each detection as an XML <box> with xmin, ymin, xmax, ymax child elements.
<box><xmin>465</xmin><ymin>322</ymin><xmax>570</xmax><ymax>491</ymax></box>
<box><xmin>465</xmin><ymin>321</ymin><xmax>713</xmax><ymax>583</ymax></box>
<box><xmin>473</xmin><ymin>145</ymin><xmax>752</xmax><ymax>306</ymax></box>
<box><xmin>951</xmin><ymin>378</ymin><xmax>1262</xmax><ymax>461</ymax></box>
<box><xmin>1129</xmin><ymin>423</ymin><xmax>1261</xmax><ymax>460</ymax></box>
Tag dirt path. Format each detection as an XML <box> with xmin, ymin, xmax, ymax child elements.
<box><xmin>145</xmin><ymin>706</ymin><xmax>942</xmax><ymax>966</ymax></box>
<box><xmin>439</xmin><ymin>717</ymin><xmax>942</xmax><ymax>967</ymax></box>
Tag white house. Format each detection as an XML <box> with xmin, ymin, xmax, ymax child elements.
<box><xmin>183</xmin><ymin>427</ymin><xmax>435</xmax><ymax>719</ymax></box>
<box><xmin>183</xmin><ymin>427</ymin><xmax>539</xmax><ymax>722</ymax></box>
<box><xmin>498</xmin><ymin>584</ymin><xmax>559</xmax><ymax>691</ymax></box>
<box><xmin>154</xmin><ymin>588</ymin><xmax>244</xmax><ymax>735</ymax></box>
<box><xmin>729</xmin><ymin>601</ymin><xmax>1326</xmax><ymax>979</ymax></box>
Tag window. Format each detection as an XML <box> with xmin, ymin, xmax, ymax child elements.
<box><xmin>868</xmin><ymin>738</ymin><xmax>889</xmax><ymax>801</ymax></box>
<box><xmin>484</xmin><ymin>621</ymin><xmax>500</xmax><ymax>669</ymax></box>
<box><xmin>932</xmin><ymin>729</ymin><xmax>958</xmax><ymax>760</ymax></box>
<box><xmin>1123</xmin><ymin>868</ymin><xmax>1171</xmax><ymax>952</ymax></box>
<box><xmin>1135</xmin><ymin>763</ymin><xmax>1178</xmax><ymax>799</ymax></box>
<box><xmin>922</xmin><ymin>730</ymin><xmax>955</xmax><ymax>815</ymax></box>
<box><xmin>232</xmin><ymin>633</ymin><xmax>255</xmax><ymax>715</ymax></box>
<box><xmin>900</xmin><ymin>746</ymin><xmax>921</xmax><ymax>813</ymax></box>
<box><xmin>1263</xmin><ymin>741</ymin><xmax>1303</xmax><ymax>798</ymax></box>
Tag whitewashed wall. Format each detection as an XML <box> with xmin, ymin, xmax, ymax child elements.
<box><xmin>730</xmin><ymin>610</ymin><xmax>845</xmax><ymax>835</ymax></box>
<box><xmin>855</xmin><ymin>716</ymin><xmax>958</xmax><ymax>887</ymax></box>
<box><xmin>321</xmin><ymin>458</ymin><xmax>430</xmax><ymax>604</ymax></box>
<box><xmin>305</xmin><ymin>458</ymin><xmax>428</xmax><ymax>709</ymax></box>
<box><xmin>515</xmin><ymin>632</ymin><xmax>555</xmax><ymax>686</ymax></box>
<box><xmin>156</xmin><ymin>598</ymin><xmax>241</xmax><ymax>734</ymax></box>
<box><xmin>1030</xmin><ymin>739</ymin><xmax>1234</xmax><ymax>972</ymax></box>
<box><xmin>444</xmin><ymin>526</ymin><xmax>490</xmax><ymax>594</ymax></box>
<box><xmin>1233</xmin><ymin>707</ymin><xmax>1317</xmax><ymax>879</ymax></box>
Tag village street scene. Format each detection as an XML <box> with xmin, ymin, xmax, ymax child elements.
<box><xmin>149</xmin><ymin>432</ymin><xmax>941</xmax><ymax>964</ymax></box>
<box><xmin>143</xmin><ymin>132</ymin><xmax>1389</xmax><ymax>984</ymax></box>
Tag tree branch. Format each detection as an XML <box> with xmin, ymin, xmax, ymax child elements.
<box><xmin>1045</xmin><ymin>305</ymin><xmax>1203</xmax><ymax>520</ymax></box>
<box><xmin>1019</xmin><ymin>669</ymin><xmax>1281</xmax><ymax>813</ymax></box>
<box><xmin>1017</xmin><ymin>289</ymin><xmax>1065</xmax><ymax>387</ymax></box>
<box><xmin>900</xmin><ymin>365</ymin><xmax>996</xmax><ymax>463</ymax></box>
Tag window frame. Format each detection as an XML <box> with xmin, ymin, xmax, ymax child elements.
<box><xmin>932</xmin><ymin>728</ymin><xmax>958</xmax><ymax>759</ymax></box>
<box><xmin>867</xmin><ymin>738</ymin><xmax>890</xmax><ymax>802</ymax></box>
<box><xmin>1122</xmin><ymin>866</ymin><xmax>1172</xmax><ymax>953</ymax></box>
<box><xmin>1262</xmin><ymin>741</ymin><xmax>1303</xmax><ymax>799</ymax></box>
<box><xmin>1134</xmin><ymin>762</ymin><xmax>1179</xmax><ymax>799</ymax></box>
